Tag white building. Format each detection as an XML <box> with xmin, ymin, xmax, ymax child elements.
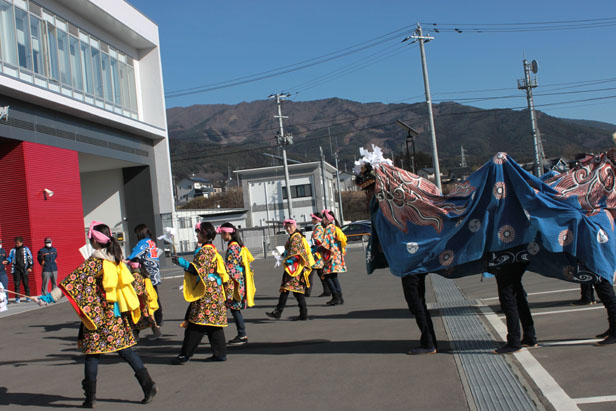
<box><xmin>235</xmin><ymin>161</ymin><xmax>340</xmax><ymax>227</ymax></box>
<box><xmin>0</xmin><ymin>0</ymin><xmax>173</xmax><ymax>287</ymax></box>
<box><xmin>176</xmin><ymin>175</ymin><xmax>214</xmax><ymax>204</ymax></box>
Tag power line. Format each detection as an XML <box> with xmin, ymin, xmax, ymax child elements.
<box><xmin>164</xmin><ymin>24</ymin><xmax>416</xmax><ymax>99</ymax></box>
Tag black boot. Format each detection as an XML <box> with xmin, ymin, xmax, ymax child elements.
<box><xmin>326</xmin><ymin>292</ymin><xmax>338</xmax><ymax>306</ymax></box>
<box><xmin>81</xmin><ymin>379</ymin><xmax>96</xmax><ymax>408</ymax></box>
<box><xmin>338</xmin><ymin>293</ymin><xmax>344</xmax><ymax>305</ymax></box>
<box><xmin>318</xmin><ymin>277</ymin><xmax>331</xmax><ymax>297</ymax></box>
<box><xmin>135</xmin><ymin>368</ymin><xmax>158</xmax><ymax>404</ymax></box>
<box><xmin>266</xmin><ymin>309</ymin><xmax>282</xmax><ymax>319</ymax></box>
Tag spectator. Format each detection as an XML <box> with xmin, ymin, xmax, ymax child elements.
<box><xmin>0</xmin><ymin>240</ymin><xmax>8</xmax><ymax>290</ymax></box>
<box><xmin>38</xmin><ymin>237</ymin><xmax>58</xmax><ymax>294</ymax></box>
<box><xmin>7</xmin><ymin>237</ymin><xmax>34</xmax><ymax>303</ymax></box>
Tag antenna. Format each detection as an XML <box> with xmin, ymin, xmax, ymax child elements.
<box><xmin>531</xmin><ymin>60</ymin><xmax>539</xmax><ymax>74</ymax></box>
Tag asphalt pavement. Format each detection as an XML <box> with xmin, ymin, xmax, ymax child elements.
<box><xmin>1</xmin><ymin>247</ymin><xmax>615</xmax><ymax>410</ymax></box>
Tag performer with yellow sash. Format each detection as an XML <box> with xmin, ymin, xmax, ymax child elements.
<box><xmin>320</xmin><ymin>209</ymin><xmax>347</xmax><ymax>306</ymax></box>
<box><xmin>218</xmin><ymin>222</ymin><xmax>255</xmax><ymax>346</ymax></box>
<box><xmin>172</xmin><ymin>222</ymin><xmax>230</xmax><ymax>364</ymax></box>
<box><xmin>266</xmin><ymin>219</ymin><xmax>315</xmax><ymax>321</ymax></box>
<box><xmin>309</xmin><ymin>211</ymin><xmax>331</xmax><ymax>297</ymax></box>
<box><xmin>126</xmin><ymin>261</ymin><xmax>159</xmax><ymax>341</ymax></box>
<box><xmin>33</xmin><ymin>221</ymin><xmax>158</xmax><ymax>407</ymax></box>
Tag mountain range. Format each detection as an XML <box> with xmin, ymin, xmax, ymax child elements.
<box><xmin>167</xmin><ymin>98</ymin><xmax>616</xmax><ymax>182</ymax></box>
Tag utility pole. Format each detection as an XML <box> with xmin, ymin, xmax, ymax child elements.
<box><xmin>269</xmin><ymin>92</ymin><xmax>294</xmax><ymax>218</ymax></box>
<box><xmin>460</xmin><ymin>145</ymin><xmax>467</xmax><ymax>168</ymax></box>
<box><xmin>320</xmin><ymin>146</ymin><xmax>328</xmax><ymax>210</ymax></box>
<box><xmin>517</xmin><ymin>59</ymin><xmax>544</xmax><ymax>177</ymax></box>
<box><xmin>408</xmin><ymin>23</ymin><xmax>442</xmax><ymax>190</ymax></box>
<box><xmin>334</xmin><ymin>152</ymin><xmax>344</xmax><ymax>222</ymax></box>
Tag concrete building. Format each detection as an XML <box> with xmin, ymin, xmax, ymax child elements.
<box><xmin>235</xmin><ymin>161</ymin><xmax>340</xmax><ymax>227</ymax></box>
<box><xmin>0</xmin><ymin>0</ymin><xmax>172</xmax><ymax>292</ymax></box>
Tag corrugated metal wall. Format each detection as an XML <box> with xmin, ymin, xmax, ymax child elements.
<box><xmin>0</xmin><ymin>141</ymin><xmax>85</xmax><ymax>296</ymax></box>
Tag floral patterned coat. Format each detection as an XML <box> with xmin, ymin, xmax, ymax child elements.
<box><xmin>60</xmin><ymin>257</ymin><xmax>136</xmax><ymax>354</ymax></box>
<box><xmin>130</xmin><ymin>272</ymin><xmax>158</xmax><ymax>331</ymax></box>
<box><xmin>311</xmin><ymin>224</ymin><xmax>325</xmax><ymax>269</ymax></box>
<box><xmin>280</xmin><ymin>232</ymin><xmax>313</xmax><ymax>293</ymax></box>
<box><xmin>321</xmin><ymin>223</ymin><xmax>347</xmax><ymax>274</ymax></box>
<box><xmin>186</xmin><ymin>244</ymin><xmax>228</xmax><ymax>327</ymax></box>
<box><xmin>224</xmin><ymin>242</ymin><xmax>246</xmax><ymax>310</ymax></box>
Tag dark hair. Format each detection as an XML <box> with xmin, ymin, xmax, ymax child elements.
<box><xmin>134</xmin><ymin>224</ymin><xmax>153</xmax><ymax>241</ymax></box>
<box><xmin>311</xmin><ymin>211</ymin><xmax>322</xmax><ymax>219</ymax></box>
<box><xmin>91</xmin><ymin>223</ymin><xmax>123</xmax><ymax>263</ymax></box>
<box><xmin>196</xmin><ymin>221</ymin><xmax>216</xmax><ymax>244</ymax></box>
<box><xmin>220</xmin><ymin>222</ymin><xmax>243</xmax><ymax>247</ymax></box>
<box><xmin>322</xmin><ymin>210</ymin><xmax>340</xmax><ymax>227</ymax></box>
<box><xmin>14</xmin><ymin>236</ymin><xmax>23</xmax><ymax>243</ymax></box>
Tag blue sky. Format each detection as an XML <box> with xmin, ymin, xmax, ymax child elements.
<box><xmin>129</xmin><ymin>0</ymin><xmax>616</xmax><ymax>124</ymax></box>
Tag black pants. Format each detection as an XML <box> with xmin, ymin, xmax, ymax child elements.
<box><xmin>580</xmin><ymin>282</ymin><xmax>596</xmax><ymax>303</ymax></box>
<box><xmin>153</xmin><ymin>285</ymin><xmax>163</xmax><ymax>326</ymax></box>
<box><xmin>594</xmin><ymin>278</ymin><xmax>616</xmax><ymax>337</ymax></box>
<box><xmin>324</xmin><ymin>273</ymin><xmax>342</xmax><ymax>294</ymax></box>
<box><xmin>84</xmin><ymin>347</ymin><xmax>144</xmax><ymax>382</ymax></box>
<box><xmin>180</xmin><ymin>322</ymin><xmax>227</xmax><ymax>359</ymax></box>
<box><xmin>495</xmin><ymin>263</ymin><xmax>536</xmax><ymax>347</ymax></box>
<box><xmin>401</xmin><ymin>273</ymin><xmax>437</xmax><ymax>349</ymax></box>
<box><xmin>13</xmin><ymin>268</ymin><xmax>30</xmax><ymax>297</ymax></box>
<box><xmin>276</xmin><ymin>290</ymin><xmax>307</xmax><ymax>316</ymax></box>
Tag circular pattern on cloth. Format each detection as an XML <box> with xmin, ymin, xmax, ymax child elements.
<box><xmin>468</xmin><ymin>219</ymin><xmax>481</xmax><ymax>232</ymax></box>
<box><xmin>439</xmin><ymin>250</ymin><xmax>454</xmax><ymax>266</ymax></box>
<box><xmin>498</xmin><ymin>225</ymin><xmax>515</xmax><ymax>243</ymax></box>
<box><xmin>493</xmin><ymin>182</ymin><xmax>506</xmax><ymax>200</ymax></box>
<box><xmin>406</xmin><ymin>242</ymin><xmax>419</xmax><ymax>254</ymax></box>
<box><xmin>597</xmin><ymin>229</ymin><xmax>609</xmax><ymax>244</ymax></box>
<box><xmin>558</xmin><ymin>229</ymin><xmax>573</xmax><ymax>246</ymax></box>
<box><xmin>493</xmin><ymin>152</ymin><xmax>508</xmax><ymax>164</ymax></box>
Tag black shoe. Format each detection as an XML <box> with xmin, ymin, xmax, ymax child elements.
<box><xmin>326</xmin><ymin>293</ymin><xmax>338</xmax><ymax>306</ymax></box>
<box><xmin>596</xmin><ymin>329</ymin><xmax>610</xmax><ymax>339</ymax></box>
<box><xmin>571</xmin><ymin>299</ymin><xmax>596</xmax><ymax>306</ymax></box>
<box><xmin>266</xmin><ymin>310</ymin><xmax>282</xmax><ymax>320</ymax></box>
<box><xmin>81</xmin><ymin>379</ymin><xmax>96</xmax><ymax>408</ymax></box>
<box><xmin>338</xmin><ymin>294</ymin><xmax>344</xmax><ymax>305</ymax></box>
<box><xmin>291</xmin><ymin>315</ymin><xmax>309</xmax><ymax>321</ymax></box>
<box><xmin>596</xmin><ymin>335</ymin><xmax>616</xmax><ymax>346</ymax></box>
<box><xmin>204</xmin><ymin>355</ymin><xmax>227</xmax><ymax>362</ymax></box>
<box><xmin>228</xmin><ymin>336</ymin><xmax>248</xmax><ymax>346</ymax></box>
<box><xmin>172</xmin><ymin>355</ymin><xmax>190</xmax><ymax>365</ymax></box>
<box><xmin>493</xmin><ymin>344</ymin><xmax>522</xmax><ymax>354</ymax></box>
<box><xmin>521</xmin><ymin>339</ymin><xmax>538</xmax><ymax>348</ymax></box>
<box><xmin>407</xmin><ymin>346</ymin><xmax>437</xmax><ymax>355</ymax></box>
<box><xmin>135</xmin><ymin>368</ymin><xmax>158</xmax><ymax>404</ymax></box>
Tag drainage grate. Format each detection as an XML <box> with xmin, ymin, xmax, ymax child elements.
<box><xmin>430</xmin><ymin>274</ymin><xmax>537</xmax><ymax>411</ymax></box>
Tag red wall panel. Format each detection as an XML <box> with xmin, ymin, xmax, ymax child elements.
<box><xmin>0</xmin><ymin>141</ymin><xmax>85</xmax><ymax>296</ymax></box>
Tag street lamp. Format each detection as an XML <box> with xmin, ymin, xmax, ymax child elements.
<box><xmin>396</xmin><ymin>119</ymin><xmax>419</xmax><ymax>174</ymax></box>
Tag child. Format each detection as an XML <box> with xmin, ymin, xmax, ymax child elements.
<box><xmin>34</xmin><ymin>221</ymin><xmax>158</xmax><ymax>407</ymax></box>
<box><xmin>218</xmin><ymin>222</ymin><xmax>255</xmax><ymax>346</ymax></box>
<box><xmin>266</xmin><ymin>219</ymin><xmax>315</xmax><ymax>321</ymax></box>
<box><xmin>172</xmin><ymin>222</ymin><xmax>230</xmax><ymax>363</ymax></box>
<box><xmin>319</xmin><ymin>209</ymin><xmax>347</xmax><ymax>306</ymax></box>
<box><xmin>127</xmin><ymin>261</ymin><xmax>159</xmax><ymax>342</ymax></box>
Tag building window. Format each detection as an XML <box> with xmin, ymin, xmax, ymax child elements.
<box><xmin>179</xmin><ymin>217</ymin><xmax>192</xmax><ymax>229</ymax></box>
<box><xmin>0</xmin><ymin>1</ymin><xmax>139</xmax><ymax>119</ymax></box>
<box><xmin>282</xmin><ymin>184</ymin><xmax>313</xmax><ymax>199</ymax></box>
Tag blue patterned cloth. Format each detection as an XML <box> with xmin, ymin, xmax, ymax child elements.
<box><xmin>367</xmin><ymin>152</ymin><xmax>616</xmax><ymax>284</ymax></box>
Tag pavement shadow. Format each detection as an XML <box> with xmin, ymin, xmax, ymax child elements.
<box><xmin>310</xmin><ymin>308</ymin><xmax>417</xmax><ymax>320</ymax></box>
<box><xmin>527</xmin><ymin>299</ymin><xmax>592</xmax><ymax>309</ymax></box>
<box><xmin>0</xmin><ymin>387</ymin><xmax>82</xmax><ymax>408</ymax></box>
<box><xmin>29</xmin><ymin>321</ymin><xmax>80</xmax><ymax>332</ymax></box>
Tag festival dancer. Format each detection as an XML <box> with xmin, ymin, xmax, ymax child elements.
<box><xmin>266</xmin><ymin>219</ymin><xmax>315</xmax><ymax>321</ymax></box>
<box><xmin>127</xmin><ymin>262</ymin><xmax>159</xmax><ymax>342</ymax></box>
<box><xmin>171</xmin><ymin>222</ymin><xmax>230</xmax><ymax>364</ymax></box>
<box><xmin>127</xmin><ymin>224</ymin><xmax>163</xmax><ymax>339</ymax></box>
<box><xmin>34</xmin><ymin>221</ymin><xmax>158</xmax><ymax>407</ymax></box>
<box><xmin>319</xmin><ymin>209</ymin><xmax>347</xmax><ymax>306</ymax></box>
<box><xmin>218</xmin><ymin>222</ymin><xmax>255</xmax><ymax>346</ymax></box>
<box><xmin>308</xmin><ymin>212</ymin><xmax>331</xmax><ymax>298</ymax></box>
<box><xmin>591</xmin><ymin>278</ymin><xmax>616</xmax><ymax>345</ymax></box>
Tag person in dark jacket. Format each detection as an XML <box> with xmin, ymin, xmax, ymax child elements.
<box><xmin>38</xmin><ymin>237</ymin><xmax>58</xmax><ymax>294</ymax></box>
<box><xmin>7</xmin><ymin>237</ymin><xmax>34</xmax><ymax>303</ymax></box>
<box><xmin>0</xmin><ymin>240</ymin><xmax>8</xmax><ymax>290</ymax></box>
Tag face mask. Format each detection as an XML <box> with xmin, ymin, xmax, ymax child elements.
<box><xmin>45</xmin><ymin>243</ymin><xmax>52</xmax><ymax>247</ymax></box>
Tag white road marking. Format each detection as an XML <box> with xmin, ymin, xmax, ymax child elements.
<box><xmin>482</xmin><ymin>288</ymin><xmax>579</xmax><ymax>301</ymax></box>
<box><xmin>539</xmin><ymin>338</ymin><xmax>602</xmax><ymax>346</ymax></box>
<box><xmin>479</xmin><ymin>305</ymin><xmax>581</xmax><ymax>410</ymax></box>
<box><xmin>497</xmin><ymin>306</ymin><xmax>603</xmax><ymax>319</ymax></box>
<box><xmin>574</xmin><ymin>395</ymin><xmax>616</xmax><ymax>404</ymax></box>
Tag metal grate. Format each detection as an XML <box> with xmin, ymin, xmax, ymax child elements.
<box><xmin>430</xmin><ymin>274</ymin><xmax>537</xmax><ymax>411</ymax></box>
